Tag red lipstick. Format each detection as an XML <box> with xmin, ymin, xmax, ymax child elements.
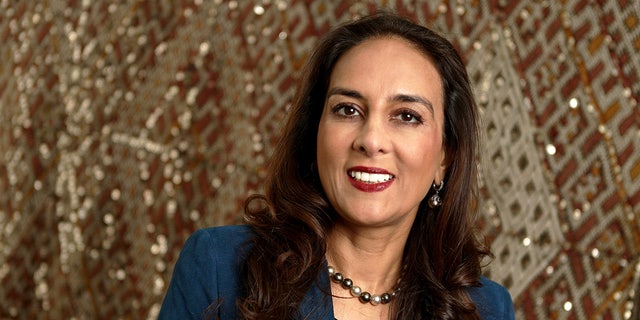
<box><xmin>347</xmin><ymin>166</ymin><xmax>394</xmax><ymax>192</ymax></box>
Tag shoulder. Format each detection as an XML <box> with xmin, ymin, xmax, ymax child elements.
<box><xmin>159</xmin><ymin>225</ymin><xmax>254</xmax><ymax>319</ymax></box>
<box><xmin>186</xmin><ymin>225</ymin><xmax>253</xmax><ymax>251</ymax></box>
<box><xmin>178</xmin><ymin>225</ymin><xmax>253</xmax><ymax>265</ymax></box>
<box><xmin>467</xmin><ymin>277</ymin><xmax>515</xmax><ymax>320</ymax></box>
<box><xmin>189</xmin><ymin>224</ymin><xmax>254</xmax><ymax>244</ymax></box>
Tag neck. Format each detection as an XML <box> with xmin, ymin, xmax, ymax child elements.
<box><xmin>325</xmin><ymin>223</ymin><xmax>410</xmax><ymax>294</ymax></box>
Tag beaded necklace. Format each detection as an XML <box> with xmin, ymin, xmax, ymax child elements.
<box><xmin>328</xmin><ymin>265</ymin><xmax>400</xmax><ymax>306</ymax></box>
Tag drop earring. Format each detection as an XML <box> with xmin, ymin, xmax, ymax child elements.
<box><xmin>428</xmin><ymin>180</ymin><xmax>444</xmax><ymax>208</ymax></box>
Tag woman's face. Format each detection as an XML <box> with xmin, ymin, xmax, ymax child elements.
<box><xmin>316</xmin><ymin>37</ymin><xmax>446</xmax><ymax>229</ymax></box>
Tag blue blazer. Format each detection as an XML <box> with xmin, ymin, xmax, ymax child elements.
<box><xmin>159</xmin><ymin>225</ymin><xmax>515</xmax><ymax>319</ymax></box>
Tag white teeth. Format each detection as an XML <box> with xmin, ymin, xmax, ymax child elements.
<box><xmin>349</xmin><ymin>171</ymin><xmax>393</xmax><ymax>183</ymax></box>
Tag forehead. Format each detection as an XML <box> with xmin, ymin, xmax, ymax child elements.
<box><xmin>332</xmin><ymin>36</ymin><xmax>440</xmax><ymax>78</ymax></box>
<box><xmin>328</xmin><ymin>37</ymin><xmax>444</xmax><ymax>106</ymax></box>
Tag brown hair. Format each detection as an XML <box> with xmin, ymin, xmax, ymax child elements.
<box><xmin>239</xmin><ymin>11</ymin><xmax>490</xmax><ymax>320</ymax></box>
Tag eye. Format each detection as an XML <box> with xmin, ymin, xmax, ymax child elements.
<box><xmin>333</xmin><ymin>103</ymin><xmax>361</xmax><ymax>117</ymax></box>
<box><xmin>393</xmin><ymin>109</ymin><xmax>423</xmax><ymax>124</ymax></box>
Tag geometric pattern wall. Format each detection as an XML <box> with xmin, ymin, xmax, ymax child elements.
<box><xmin>0</xmin><ymin>1</ymin><xmax>638</xmax><ymax>319</ymax></box>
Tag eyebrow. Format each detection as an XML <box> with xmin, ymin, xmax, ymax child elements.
<box><xmin>392</xmin><ymin>94</ymin><xmax>434</xmax><ymax>117</ymax></box>
<box><xmin>326</xmin><ymin>87</ymin><xmax>364</xmax><ymax>100</ymax></box>
<box><xmin>326</xmin><ymin>87</ymin><xmax>435</xmax><ymax>117</ymax></box>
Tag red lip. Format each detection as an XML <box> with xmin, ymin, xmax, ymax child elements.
<box><xmin>347</xmin><ymin>166</ymin><xmax>395</xmax><ymax>192</ymax></box>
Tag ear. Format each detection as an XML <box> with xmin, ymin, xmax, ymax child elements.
<box><xmin>434</xmin><ymin>148</ymin><xmax>447</xmax><ymax>184</ymax></box>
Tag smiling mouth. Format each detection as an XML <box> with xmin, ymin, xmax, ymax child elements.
<box><xmin>348</xmin><ymin>170</ymin><xmax>394</xmax><ymax>184</ymax></box>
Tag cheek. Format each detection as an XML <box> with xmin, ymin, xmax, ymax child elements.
<box><xmin>316</xmin><ymin>122</ymin><xmax>329</xmax><ymax>163</ymax></box>
<box><xmin>316</xmin><ymin>122</ymin><xmax>336</xmax><ymax>176</ymax></box>
<box><xmin>404</xmin><ymin>135</ymin><xmax>443</xmax><ymax>175</ymax></box>
<box><xmin>316</xmin><ymin>121</ymin><xmax>354</xmax><ymax>188</ymax></box>
<box><xmin>316</xmin><ymin>127</ymin><xmax>340</xmax><ymax>198</ymax></box>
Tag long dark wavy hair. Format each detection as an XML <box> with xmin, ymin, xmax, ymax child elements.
<box><xmin>238</xmin><ymin>11</ymin><xmax>491</xmax><ymax>320</ymax></box>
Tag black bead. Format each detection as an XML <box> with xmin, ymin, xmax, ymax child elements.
<box><xmin>332</xmin><ymin>273</ymin><xmax>343</xmax><ymax>283</ymax></box>
<box><xmin>380</xmin><ymin>293</ymin><xmax>391</xmax><ymax>304</ymax></box>
<box><xmin>341</xmin><ymin>278</ymin><xmax>353</xmax><ymax>289</ymax></box>
<box><xmin>359</xmin><ymin>292</ymin><xmax>371</xmax><ymax>303</ymax></box>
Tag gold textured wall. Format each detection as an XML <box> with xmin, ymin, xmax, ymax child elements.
<box><xmin>1</xmin><ymin>1</ymin><xmax>639</xmax><ymax>319</ymax></box>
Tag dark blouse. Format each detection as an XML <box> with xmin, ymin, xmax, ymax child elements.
<box><xmin>159</xmin><ymin>225</ymin><xmax>515</xmax><ymax>319</ymax></box>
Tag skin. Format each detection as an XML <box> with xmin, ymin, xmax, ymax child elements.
<box><xmin>316</xmin><ymin>36</ymin><xmax>447</xmax><ymax>319</ymax></box>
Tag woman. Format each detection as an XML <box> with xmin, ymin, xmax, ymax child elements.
<box><xmin>160</xmin><ymin>12</ymin><xmax>514</xmax><ymax>320</ymax></box>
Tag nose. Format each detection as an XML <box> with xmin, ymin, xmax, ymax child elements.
<box><xmin>352</xmin><ymin>118</ymin><xmax>390</xmax><ymax>156</ymax></box>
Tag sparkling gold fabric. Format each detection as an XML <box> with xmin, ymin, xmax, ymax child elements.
<box><xmin>1</xmin><ymin>1</ymin><xmax>639</xmax><ymax>319</ymax></box>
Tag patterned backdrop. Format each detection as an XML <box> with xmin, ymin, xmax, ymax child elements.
<box><xmin>0</xmin><ymin>0</ymin><xmax>639</xmax><ymax>319</ymax></box>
